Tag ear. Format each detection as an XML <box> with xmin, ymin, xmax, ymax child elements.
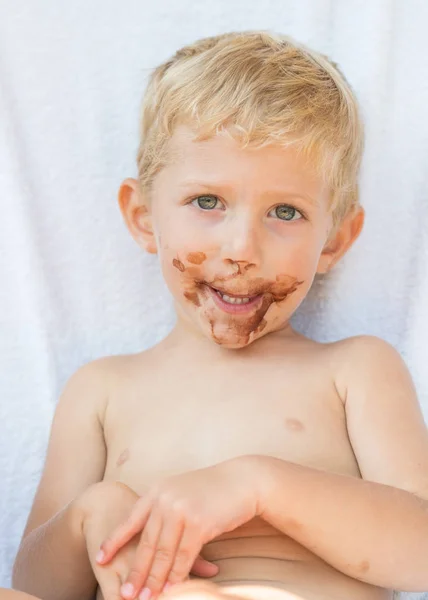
<box><xmin>317</xmin><ymin>206</ymin><xmax>365</xmax><ymax>274</ymax></box>
<box><xmin>117</xmin><ymin>178</ymin><xmax>157</xmax><ymax>254</ymax></box>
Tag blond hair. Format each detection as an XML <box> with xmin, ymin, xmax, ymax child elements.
<box><xmin>136</xmin><ymin>30</ymin><xmax>364</xmax><ymax>225</ymax></box>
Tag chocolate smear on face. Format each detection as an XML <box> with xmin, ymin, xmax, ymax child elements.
<box><xmin>224</xmin><ymin>259</ymin><xmax>254</xmax><ymax>275</ymax></box>
<box><xmin>173</xmin><ymin>258</ymin><xmax>185</xmax><ymax>272</ymax></box>
<box><xmin>187</xmin><ymin>251</ymin><xmax>206</xmax><ymax>265</ymax></box>
<box><xmin>184</xmin><ymin>290</ymin><xmax>201</xmax><ymax>307</ymax></box>
<box><xmin>209</xmin><ymin>316</ymin><xmax>224</xmax><ymax>345</ymax></box>
<box><xmin>185</xmin><ymin>266</ymin><xmax>203</xmax><ymax>279</ymax></box>
<box><xmin>206</xmin><ymin>274</ymin><xmax>304</xmax><ymax>347</ymax></box>
<box><xmin>173</xmin><ymin>250</ymin><xmax>303</xmax><ymax>348</ymax></box>
<box><xmin>179</xmin><ymin>263</ymin><xmax>205</xmax><ymax>307</ymax></box>
<box><xmin>255</xmin><ymin>318</ymin><xmax>267</xmax><ymax>335</ymax></box>
<box><xmin>271</xmin><ymin>274</ymin><xmax>303</xmax><ymax>298</ymax></box>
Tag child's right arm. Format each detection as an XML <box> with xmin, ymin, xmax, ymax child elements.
<box><xmin>12</xmin><ymin>358</ymin><xmax>118</xmax><ymax>600</ymax></box>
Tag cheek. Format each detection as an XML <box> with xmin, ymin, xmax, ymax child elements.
<box><xmin>270</xmin><ymin>234</ymin><xmax>323</xmax><ymax>275</ymax></box>
<box><xmin>155</xmin><ymin>220</ymin><xmax>209</xmax><ymax>284</ymax></box>
<box><xmin>159</xmin><ymin>247</ymin><xmax>205</xmax><ymax>304</ymax></box>
<box><xmin>157</xmin><ymin>220</ymin><xmax>210</xmax><ymax>258</ymax></box>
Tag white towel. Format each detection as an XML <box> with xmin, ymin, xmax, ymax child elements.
<box><xmin>0</xmin><ymin>2</ymin><xmax>427</xmax><ymax>598</ymax></box>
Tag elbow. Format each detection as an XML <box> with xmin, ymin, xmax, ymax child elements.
<box><xmin>12</xmin><ymin>563</ymin><xmax>25</xmax><ymax>592</ymax></box>
<box><xmin>12</xmin><ymin>544</ymin><xmax>27</xmax><ymax>591</ymax></box>
<box><xmin>11</xmin><ymin>532</ymin><xmax>36</xmax><ymax>593</ymax></box>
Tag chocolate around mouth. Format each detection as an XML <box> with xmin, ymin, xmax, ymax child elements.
<box><xmin>207</xmin><ymin>284</ymin><xmax>261</xmax><ymax>299</ymax></box>
<box><xmin>183</xmin><ymin>274</ymin><xmax>304</xmax><ymax>347</ymax></box>
<box><xmin>202</xmin><ymin>275</ymin><xmax>304</xmax><ymax>302</ymax></box>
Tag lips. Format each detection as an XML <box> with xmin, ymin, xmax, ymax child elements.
<box><xmin>206</xmin><ymin>285</ymin><xmax>263</xmax><ymax>314</ymax></box>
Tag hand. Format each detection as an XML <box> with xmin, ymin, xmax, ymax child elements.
<box><xmin>97</xmin><ymin>457</ymin><xmax>261</xmax><ymax>599</ymax></box>
<box><xmin>81</xmin><ymin>481</ymin><xmax>141</xmax><ymax>600</ymax></box>
<box><xmin>82</xmin><ymin>481</ymin><xmax>218</xmax><ymax>600</ymax></box>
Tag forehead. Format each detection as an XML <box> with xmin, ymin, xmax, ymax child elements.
<box><xmin>162</xmin><ymin>125</ymin><xmax>327</xmax><ymax>198</ymax></box>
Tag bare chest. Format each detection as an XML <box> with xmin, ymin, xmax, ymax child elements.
<box><xmin>103</xmin><ymin>366</ymin><xmax>360</xmax><ymax>491</ymax></box>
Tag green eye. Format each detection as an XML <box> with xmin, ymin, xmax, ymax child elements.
<box><xmin>192</xmin><ymin>195</ymin><xmax>219</xmax><ymax>210</ymax></box>
<box><xmin>270</xmin><ymin>205</ymin><xmax>302</xmax><ymax>221</ymax></box>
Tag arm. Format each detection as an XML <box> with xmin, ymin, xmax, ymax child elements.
<box><xmin>12</xmin><ymin>359</ymin><xmax>111</xmax><ymax>600</ymax></box>
<box><xmin>256</xmin><ymin>336</ymin><xmax>428</xmax><ymax>592</ymax></box>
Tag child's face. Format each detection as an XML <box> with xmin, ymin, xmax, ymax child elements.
<box><xmin>123</xmin><ymin>125</ymin><xmax>360</xmax><ymax>349</ymax></box>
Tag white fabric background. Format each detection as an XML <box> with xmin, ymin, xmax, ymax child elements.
<box><xmin>0</xmin><ymin>0</ymin><xmax>427</xmax><ymax>598</ymax></box>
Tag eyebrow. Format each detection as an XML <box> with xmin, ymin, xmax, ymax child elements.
<box><xmin>177</xmin><ymin>179</ymin><xmax>320</xmax><ymax>207</ymax></box>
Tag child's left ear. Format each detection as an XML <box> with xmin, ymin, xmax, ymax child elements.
<box><xmin>317</xmin><ymin>206</ymin><xmax>365</xmax><ymax>274</ymax></box>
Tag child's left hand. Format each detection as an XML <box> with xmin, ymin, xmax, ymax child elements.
<box><xmin>96</xmin><ymin>457</ymin><xmax>262</xmax><ymax>599</ymax></box>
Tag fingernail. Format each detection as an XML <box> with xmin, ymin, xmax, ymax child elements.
<box><xmin>139</xmin><ymin>588</ymin><xmax>151</xmax><ymax>600</ymax></box>
<box><xmin>121</xmin><ymin>583</ymin><xmax>135</xmax><ymax>598</ymax></box>
<box><xmin>96</xmin><ymin>550</ymin><xmax>105</xmax><ymax>563</ymax></box>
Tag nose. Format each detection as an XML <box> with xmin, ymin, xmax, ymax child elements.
<box><xmin>220</xmin><ymin>213</ymin><xmax>261</xmax><ymax>271</ymax></box>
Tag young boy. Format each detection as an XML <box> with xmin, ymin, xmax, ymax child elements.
<box><xmin>10</xmin><ymin>30</ymin><xmax>428</xmax><ymax>600</ymax></box>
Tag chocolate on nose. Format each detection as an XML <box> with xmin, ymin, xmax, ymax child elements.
<box><xmin>224</xmin><ymin>259</ymin><xmax>255</xmax><ymax>275</ymax></box>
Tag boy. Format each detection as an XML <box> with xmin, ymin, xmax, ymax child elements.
<box><xmin>11</xmin><ymin>30</ymin><xmax>428</xmax><ymax>600</ymax></box>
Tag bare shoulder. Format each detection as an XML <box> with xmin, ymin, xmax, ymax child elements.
<box><xmin>285</xmin><ymin>332</ymin><xmax>398</xmax><ymax>364</ymax></box>
<box><xmin>62</xmin><ymin>351</ymin><xmax>153</xmax><ymax>406</ymax></box>
<box><xmin>82</xmin><ymin>348</ymin><xmax>160</xmax><ymax>412</ymax></box>
<box><xmin>59</xmin><ymin>355</ymin><xmax>121</xmax><ymax>414</ymax></box>
<box><xmin>322</xmin><ymin>332</ymin><xmax>399</xmax><ymax>357</ymax></box>
<box><xmin>321</xmin><ymin>334</ymin><xmax>403</xmax><ymax>387</ymax></box>
<box><xmin>331</xmin><ymin>333</ymin><xmax>399</xmax><ymax>355</ymax></box>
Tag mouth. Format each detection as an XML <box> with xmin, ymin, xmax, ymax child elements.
<box><xmin>206</xmin><ymin>285</ymin><xmax>263</xmax><ymax>314</ymax></box>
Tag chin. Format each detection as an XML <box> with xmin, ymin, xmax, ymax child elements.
<box><xmin>212</xmin><ymin>340</ymin><xmax>250</xmax><ymax>350</ymax></box>
<box><xmin>204</xmin><ymin>327</ymin><xmax>264</xmax><ymax>350</ymax></box>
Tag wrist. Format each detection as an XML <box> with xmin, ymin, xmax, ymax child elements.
<box><xmin>75</xmin><ymin>480</ymin><xmax>137</xmax><ymax>538</ymax></box>
<box><xmin>227</xmin><ymin>454</ymin><xmax>279</xmax><ymax>516</ymax></box>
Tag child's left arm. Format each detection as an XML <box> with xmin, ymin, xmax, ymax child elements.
<box><xmin>258</xmin><ymin>335</ymin><xmax>428</xmax><ymax>592</ymax></box>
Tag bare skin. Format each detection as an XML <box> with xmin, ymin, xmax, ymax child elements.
<box><xmin>97</xmin><ymin>333</ymin><xmax>391</xmax><ymax>600</ymax></box>
<box><xmin>172</xmin><ymin>255</ymin><xmax>303</xmax><ymax>346</ymax></box>
<box><xmin>14</xmin><ymin>332</ymin><xmax>392</xmax><ymax>600</ymax></box>
<box><xmin>13</xmin><ymin>128</ymin><xmax>428</xmax><ymax>600</ymax></box>
<box><xmin>0</xmin><ymin>581</ymin><xmax>307</xmax><ymax>600</ymax></box>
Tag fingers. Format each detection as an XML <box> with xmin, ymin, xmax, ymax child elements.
<box><xmin>98</xmin><ymin>496</ymin><xmax>152</xmax><ymax>564</ymax></box>
<box><xmin>128</xmin><ymin>510</ymin><xmax>184</xmax><ymax>599</ymax></box>
<box><xmin>97</xmin><ymin>490</ymin><xmax>216</xmax><ymax>600</ymax></box>
<box><xmin>123</xmin><ymin>517</ymin><xmax>204</xmax><ymax>599</ymax></box>
<box><xmin>120</xmin><ymin>508</ymin><xmax>163</xmax><ymax>599</ymax></box>
<box><xmin>189</xmin><ymin>556</ymin><xmax>219</xmax><ymax>578</ymax></box>
<box><xmin>97</xmin><ymin>570</ymin><xmax>124</xmax><ymax>600</ymax></box>
<box><xmin>140</xmin><ymin>518</ymin><xmax>186</xmax><ymax>596</ymax></box>
<box><xmin>167</xmin><ymin>527</ymin><xmax>204</xmax><ymax>586</ymax></box>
